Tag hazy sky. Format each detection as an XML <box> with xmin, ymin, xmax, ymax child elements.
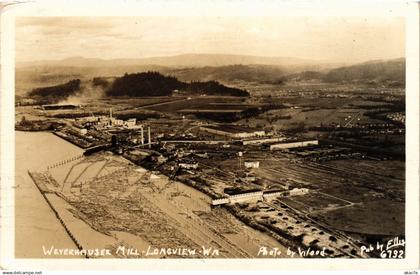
<box><xmin>15</xmin><ymin>16</ymin><xmax>405</xmax><ymax>63</ymax></box>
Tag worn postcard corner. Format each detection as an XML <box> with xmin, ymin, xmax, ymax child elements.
<box><xmin>0</xmin><ymin>0</ymin><xmax>419</xmax><ymax>272</ymax></box>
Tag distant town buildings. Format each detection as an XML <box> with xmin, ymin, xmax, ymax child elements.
<box><xmin>386</xmin><ymin>112</ymin><xmax>405</xmax><ymax>125</ymax></box>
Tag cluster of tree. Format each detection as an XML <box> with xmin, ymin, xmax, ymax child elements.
<box><xmin>185</xmin><ymin>80</ymin><xmax>249</xmax><ymax>96</ymax></box>
<box><xmin>106</xmin><ymin>72</ymin><xmax>249</xmax><ymax>97</ymax></box>
<box><xmin>92</xmin><ymin>77</ymin><xmax>111</xmax><ymax>89</ymax></box>
<box><xmin>15</xmin><ymin>116</ymin><xmax>65</xmax><ymax>131</ymax></box>
<box><xmin>107</xmin><ymin>72</ymin><xmax>183</xmax><ymax>97</ymax></box>
<box><xmin>28</xmin><ymin>79</ymin><xmax>81</xmax><ymax>103</ymax></box>
<box><xmin>50</xmin><ymin>111</ymin><xmax>107</xmax><ymax>119</ymax></box>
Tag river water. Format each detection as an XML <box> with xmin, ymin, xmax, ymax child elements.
<box><xmin>14</xmin><ymin>131</ymin><xmax>286</xmax><ymax>258</ymax></box>
<box><xmin>15</xmin><ymin>131</ymin><xmax>83</xmax><ymax>258</ymax></box>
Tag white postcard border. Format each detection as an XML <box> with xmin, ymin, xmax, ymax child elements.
<box><xmin>0</xmin><ymin>0</ymin><xmax>418</xmax><ymax>270</ymax></box>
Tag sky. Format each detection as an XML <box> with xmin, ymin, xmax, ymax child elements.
<box><xmin>15</xmin><ymin>16</ymin><xmax>405</xmax><ymax>63</ymax></box>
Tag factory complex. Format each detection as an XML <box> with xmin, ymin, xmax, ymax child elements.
<box><xmin>16</xmin><ymin>88</ymin><xmax>405</xmax><ymax>260</ymax></box>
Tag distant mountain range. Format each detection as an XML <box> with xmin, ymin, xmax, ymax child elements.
<box><xmin>168</xmin><ymin>58</ymin><xmax>405</xmax><ymax>86</ymax></box>
<box><xmin>167</xmin><ymin>64</ymin><xmax>288</xmax><ymax>84</ymax></box>
<box><xmin>17</xmin><ymin>54</ymin><xmax>337</xmax><ymax>68</ymax></box>
<box><xmin>15</xmin><ymin>54</ymin><xmax>405</xmax><ymax>95</ymax></box>
<box><xmin>322</xmin><ymin>58</ymin><xmax>405</xmax><ymax>84</ymax></box>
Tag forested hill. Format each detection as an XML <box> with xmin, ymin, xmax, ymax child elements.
<box><xmin>28</xmin><ymin>79</ymin><xmax>81</xmax><ymax>103</ymax></box>
<box><xmin>106</xmin><ymin>72</ymin><xmax>181</xmax><ymax>97</ymax></box>
<box><xmin>322</xmin><ymin>58</ymin><xmax>405</xmax><ymax>85</ymax></box>
<box><xmin>27</xmin><ymin>72</ymin><xmax>249</xmax><ymax>103</ymax></box>
<box><xmin>106</xmin><ymin>72</ymin><xmax>249</xmax><ymax>97</ymax></box>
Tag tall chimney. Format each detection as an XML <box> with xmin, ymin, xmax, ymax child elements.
<box><xmin>148</xmin><ymin>126</ymin><xmax>151</xmax><ymax>148</ymax></box>
<box><xmin>141</xmin><ymin>127</ymin><xmax>144</xmax><ymax>144</ymax></box>
<box><xmin>110</xmin><ymin>108</ymin><xmax>113</xmax><ymax>120</ymax></box>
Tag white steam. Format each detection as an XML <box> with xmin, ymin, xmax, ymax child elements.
<box><xmin>59</xmin><ymin>80</ymin><xmax>105</xmax><ymax>105</ymax></box>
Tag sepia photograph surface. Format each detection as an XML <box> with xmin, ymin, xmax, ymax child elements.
<box><xmin>1</xmin><ymin>0</ymin><xmax>419</xmax><ymax>271</ymax></box>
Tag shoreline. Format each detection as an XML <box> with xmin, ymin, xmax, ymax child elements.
<box><xmin>15</xmin><ymin>131</ymin><xmax>84</xmax><ymax>258</ymax></box>
<box><xmin>27</xmin><ymin>170</ymin><xmax>87</xmax><ymax>258</ymax></box>
<box><xmin>22</xmin><ymin>131</ymin><xmax>291</xmax><ymax>258</ymax></box>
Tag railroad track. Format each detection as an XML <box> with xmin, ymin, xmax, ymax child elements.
<box><xmin>306</xmin><ymin>162</ymin><xmax>403</xmax><ymax>183</ymax></box>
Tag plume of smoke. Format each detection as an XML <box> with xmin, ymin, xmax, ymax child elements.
<box><xmin>59</xmin><ymin>80</ymin><xmax>105</xmax><ymax>105</ymax></box>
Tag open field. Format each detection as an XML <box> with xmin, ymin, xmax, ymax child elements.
<box><xmin>142</xmin><ymin>96</ymin><xmax>246</xmax><ymax>113</ymax></box>
<box><xmin>312</xmin><ymin>200</ymin><xmax>404</xmax><ymax>236</ymax></box>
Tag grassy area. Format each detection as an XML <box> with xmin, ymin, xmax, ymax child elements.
<box><xmin>312</xmin><ymin>200</ymin><xmax>404</xmax><ymax>236</ymax></box>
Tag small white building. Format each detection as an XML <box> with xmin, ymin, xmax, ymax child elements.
<box><xmin>200</xmin><ymin>125</ymin><xmax>265</xmax><ymax>139</ymax></box>
<box><xmin>242</xmin><ymin>176</ymin><xmax>257</xmax><ymax>182</ymax></box>
<box><xmin>244</xmin><ymin>161</ymin><xmax>260</xmax><ymax>169</ymax></box>
<box><xmin>179</xmin><ymin>163</ymin><xmax>199</xmax><ymax>169</ymax></box>
<box><xmin>124</xmin><ymin>118</ymin><xmax>137</xmax><ymax>128</ymax></box>
<box><xmin>111</xmin><ymin>118</ymin><xmax>124</xmax><ymax>126</ymax></box>
<box><xmin>270</xmin><ymin>140</ymin><xmax>319</xmax><ymax>150</ymax></box>
<box><xmin>289</xmin><ymin>188</ymin><xmax>309</xmax><ymax>196</ymax></box>
<box><xmin>228</xmin><ymin>191</ymin><xmax>264</xmax><ymax>203</ymax></box>
<box><xmin>195</xmin><ymin>152</ymin><xmax>209</xmax><ymax>158</ymax></box>
<box><xmin>80</xmin><ymin>128</ymin><xmax>88</xmax><ymax>135</ymax></box>
<box><xmin>242</xmin><ymin>137</ymin><xmax>286</xmax><ymax>145</ymax></box>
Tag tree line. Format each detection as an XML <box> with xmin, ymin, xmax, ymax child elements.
<box><xmin>28</xmin><ymin>79</ymin><xmax>81</xmax><ymax>103</ymax></box>
<box><xmin>106</xmin><ymin>72</ymin><xmax>249</xmax><ymax>97</ymax></box>
<box><xmin>27</xmin><ymin>72</ymin><xmax>249</xmax><ymax>102</ymax></box>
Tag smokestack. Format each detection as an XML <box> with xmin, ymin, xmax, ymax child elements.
<box><xmin>110</xmin><ymin>108</ymin><xmax>113</xmax><ymax>120</ymax></box>
<box><xmin>148</xmin><ymin>126</ymin><xmax>151</xmax><ymax>149</ymax></box>
<box><xmin>141</xmin><ymin>127</ymin><xmax>144</xmax><ymax>145</ymax></box>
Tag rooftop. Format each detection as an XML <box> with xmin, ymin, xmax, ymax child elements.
<box><xmin>203</xmin><ymin>124</ymin><xmax>263</xmax><ymax>134</ymax></box>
